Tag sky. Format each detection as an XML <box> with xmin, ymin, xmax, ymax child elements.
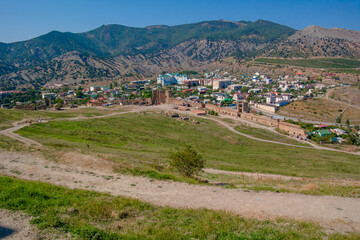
<box><xmin>0</xmin><ymin>0</ymin><xmax>359</xmax><ymax>43</ymax></box>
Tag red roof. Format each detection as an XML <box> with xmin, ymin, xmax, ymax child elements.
<box><xmin>191</xmin><ymin>110</ymin><xmax>206</xmax><ymax>115</ymax></box>
<box><xmin>182</xmin><ymin>89</ymin><xmax>193</xmax><ymax>93</ymax></box>
<box><xmin>314</xmin><ymin>124</ymin><xmax>328</xmax><ymax>128</ymax></box>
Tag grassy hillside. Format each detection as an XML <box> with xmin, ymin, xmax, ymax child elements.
<box><xmin>0</xmin><ymin>108</ymin><xmax>114</xmax><ymax>127</ymax></box>
<box><xmin>16</xmin><ymin>112</ymin><xmax>360</xmax><ymax>179</ymax></box>
<box><xmin>277</xmin><ymin>98</ymin><xmax>360</xmax><ymax>124</ymax></box>
<box><xmin>254</xmin><ymin>58</ymin><xmax>360</xmax><ymax>69</ymax></box>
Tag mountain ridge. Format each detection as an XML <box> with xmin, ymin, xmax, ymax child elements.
<box><xmin>0</xmin><ymin>19</ymin><xmax>359</xmax><ymax>90</ymax></box>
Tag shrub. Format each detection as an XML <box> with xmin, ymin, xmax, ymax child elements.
<box><xmin>168</xmin><ymin>145</ymin><xmax>205</xmax><ymax>177</ymax></box>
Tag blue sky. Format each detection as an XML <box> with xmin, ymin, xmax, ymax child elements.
<box><xmin>0</xmin><ymin>0</ymin><xmax>359</xmax><ymax>43</ymax></box>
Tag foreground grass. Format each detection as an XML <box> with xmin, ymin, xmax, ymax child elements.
<box><xmin>2</xmin><ymin>175</ymin><xmax>359</xmax><ymax>239</ymax></box>
<box><xmin>16</xmin><ymin>112</ymin><xmax>360</xmax><ymax>180</ymax></box>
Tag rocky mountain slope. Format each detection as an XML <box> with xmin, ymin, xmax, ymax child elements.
<box><xmin>0</xmin><ymin>20</ymin><xmax>359</xmax><ymax>90</ymax></box>
<box><xmin>269</xmin><ymin>25</ymin><xmax>360</xmax><ymax>58</ymax></box>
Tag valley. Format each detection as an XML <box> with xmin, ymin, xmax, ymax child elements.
<box><xmin>1</xmin><ymin>13</ymin><xmax>360</xmax><ymax>239</ymax></box>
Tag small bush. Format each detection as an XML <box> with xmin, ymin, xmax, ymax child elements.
<box><xmin>168</xmin><ymin>145</ymin><xmax>205</xmax><ymax>177</ymax></box>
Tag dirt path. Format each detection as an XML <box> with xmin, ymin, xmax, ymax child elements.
<box><xmin>0</xmin><ymin>123</ymin><xmax>44</xmax><ymax>147</ymax></box>
<box><xmin>203</xmin><ymin>168</ymin><xmax>304</xmax><ymax>181</ymax></box>
<box><xmin>0</xmin><ymin>209</ymin><xmax>69</xmax><ymax>240</ymax></box>
<box><xmin>0</xmin><ymin>150</ymin><xmax>359</xmax><ymax>233</ymax></box>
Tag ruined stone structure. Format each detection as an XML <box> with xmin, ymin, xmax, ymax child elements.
<box><xmin>14</xmin><ymin>105</ymin><xmax>47</xmax><ymax>110</ymax></box>
<box><xmin>152</xmin><ymin>89</ymin><xmax>171</xmax><ymax>105</ymax></box>
<box><xmin>240</xmin><ymin>112</ymin><xmax>278</xmax><ymax>127</ymax></box>
<box><xmin>254</xmin><ymin>103</ymin><xmax>277</xmax><ymax>114</ymax></box>
<box><xmin>206</xmin><ymin>104</ymin><xmax>239</xmax><ymax>117</ymax></box>
<box><xmin>277</xmin><ymin>121</ymin><xmax>307</xmax><ymax>138</ymax></box>
<box><xmin>118</xmin><ymin>98</ymin><xmax>152</xmax><ymax>106</ymax></box>
<box><xmin>237</xmin><ymin>101</ymin><xmax>249</xmax><ymax>114</ymax></box>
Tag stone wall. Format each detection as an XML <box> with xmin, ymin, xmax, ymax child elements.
<box><xmin>118</xmin><ymin>98</ymin><xmax>152</xmax><ymax>105</ymax></box>
<box><xmin>166</xmin><ymin>98</ymin><xmax>184</xmax><ymax>106</ymax></box>
<box><xmin>254</xmin><ymin>103</ymin><xmax>277</xmax><ymax>114</ymax></box>
<box><xmin>205</xmin><ymin>104</ymin><xmax>239</xmax><ymax>117</ymax></box>
<box><xmin>240</xmin><ymin>112</ymin><xmax>278</xmax><ymax>127</ymax></box>
<box><xmin>14</xmin><ymin>105</ymin><xmax>36</xmax><ymax>110</ymax></box>
<box><xmin>278</xmin><ymin>121</ymin><xmax>307</xmax><ymax>138</ymax></box>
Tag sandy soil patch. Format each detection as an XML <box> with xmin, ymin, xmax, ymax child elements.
<box><xmin>0</xmin><ymin>209</ymin><xmax>70</xmax><ymax>240</ymax></box>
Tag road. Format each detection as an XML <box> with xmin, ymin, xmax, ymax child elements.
<box><xmin>0</xmin><ymin>150</ymin><xmax>359</xmax><ymax>233</ymax></box>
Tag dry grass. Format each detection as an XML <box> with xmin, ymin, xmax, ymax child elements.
<box><xmin>278</xmin><ymin>98</ymin><xmax>360</xmax><ymax>124</ymax></box>
<box><xmin>330</xmin><ymin>87</ymin><xmax>360</xmax><ymax>107</ymax></box>
<box><xmin>201</xmin><ymin>172</ymin><xmax>360</xmax><ymax>198</ymax></box>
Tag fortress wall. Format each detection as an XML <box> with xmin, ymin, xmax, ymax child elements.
<box><xmin>278</xmin><ymin>121</ymin><xmax>307</xmax><ymax>138</ymax></box>
<box><xmin>240</xmin><ymin>112</ymin><xmax>278</xmax><ymax>127</ymax></box>
<box><xmin>205</xmin><ymin>104</ymin><xmax>239</xmax><ymax>117</ymax></box>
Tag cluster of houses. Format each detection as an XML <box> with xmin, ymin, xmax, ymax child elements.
<box><xmin>310</xmin><ymin>124</ymin><xmax>348</xmax><ymax>143</ymax></box>
<box><xmin>157</xmin><ymin>70</ymin><xmax>337</xmax><ymax>114</ymax></box>
<box><xmin>39</xmin><ymin>80</ymin><xmax>154</xmax><ymax>107</ymax></box>
<box><xmin>0</xmin><ymin>90</ymin><xmax>25</xmax><ymax>100</ymax></box>
<box><xmin>3</xmin><ymin>68</ymin><xmax>340</xmax><ymax>114</ymax></box>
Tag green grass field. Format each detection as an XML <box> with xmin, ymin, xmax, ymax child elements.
<box><xmin>234</xmin><ymin>125</ymin><xmax>305</xmax><ymax>146</ymax></box>
<box><xmin>16</xmin><ymin>112</ymin><xmax>360</xmax><ymax>180</ymax></box>
<box><xmin>254</xmin><ymin>58</ymin><xmax>360</xmax><ymax>71</ymax></box>
<box><xmin>0</xmin><ymin>107</ymin><xmax>111</xmax><ymax>126</ymax></box>
<box><xmin>1</xmin><ymin>175</ymin><xmax>358</xmax><ymax>240</ymax></box>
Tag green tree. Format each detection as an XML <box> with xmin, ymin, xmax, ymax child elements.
<box><xmin>76</xmin><ymin>90</ymin><xmax>84</xmax><ymax>98</ymax></box>
<box><xmin>168</xmin><ymin>145</ymin><xmax>205</xmax><ymax>177</ymax></box>
<box><xmin>55</xmin><ymin>98</ymin><xmax>64</xmax><ymax>104</ymax></box>
<box><xmin>336</xmin><ymin>113</ymin><xmax>343</xmax><ymax>124</ymax></box>
<box><xmin>54</xmin><ymin>98</ymin><xmax>64</xmax><ymax>110</ymax></box>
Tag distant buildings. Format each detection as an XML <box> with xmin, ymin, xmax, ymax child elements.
<box><xmin>266</xmin><ymin>93</ymin><xmax>292</xmax><ymax>106</ymax></box>
<box><xmin>90</xmin><ymin>85</ymin><xmax>101</xmax><ymax>92</ymax></box>
<box><xmin>157</xmin><ymin>73</ymin><xmax>189</xmax><ymax>86</ymax></box>
<box><xmin>41</xmin><ymin>93</ymin><xmax>56</xmax><ymax>99</ymax></box>
<box><xmin>213</xmin><ymin>79</ymin><xmax>232</xmax><ymax>90</ymax></box>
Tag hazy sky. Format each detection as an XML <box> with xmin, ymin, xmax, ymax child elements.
<box><xmin>0</xmin><ymin>0</ymin><xmax>359</xmax><ymax>43</ymax></box>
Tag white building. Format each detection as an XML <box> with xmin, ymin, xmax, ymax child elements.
<box><xmin>213</xmin><ymin>79</ymin><xmax>232</xmax><ymax>90</ymax></box>
<box><xmin>266</xmin><ymin>93</ymin><xmax>292</xmax><ymax>106</ymax></box>
<box><xmin>157</xmin><ymin>73</ymin><xmax>190</xmax><ymax>86</ymax></box>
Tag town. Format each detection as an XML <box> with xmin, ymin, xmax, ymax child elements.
<box><xmin>1</xmin><ymin>69</ymin><xmax>358</xmax><ymax>147</ymax></box>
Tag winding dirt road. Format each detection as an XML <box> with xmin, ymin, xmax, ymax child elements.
<box><xmin>0</xmin><ymin>150</ymin><xmax>359</xmax><ymax>233</ymax></box>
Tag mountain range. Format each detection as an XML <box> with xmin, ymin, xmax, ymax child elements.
<box><xmin>1</xmin><ymin>19</ymin><xmax>360</xmax><ymax>90</ymax></box>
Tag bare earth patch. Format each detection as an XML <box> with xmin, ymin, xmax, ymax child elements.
<box><xmin>0</xmin><ymin>150</ymin><xmax>360</xmax><ymax>234</ymax></box>
<box><xmin>0</xmin><ymin>209</ymin><xmax>70</xmax><ymax>240</ymax></box>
